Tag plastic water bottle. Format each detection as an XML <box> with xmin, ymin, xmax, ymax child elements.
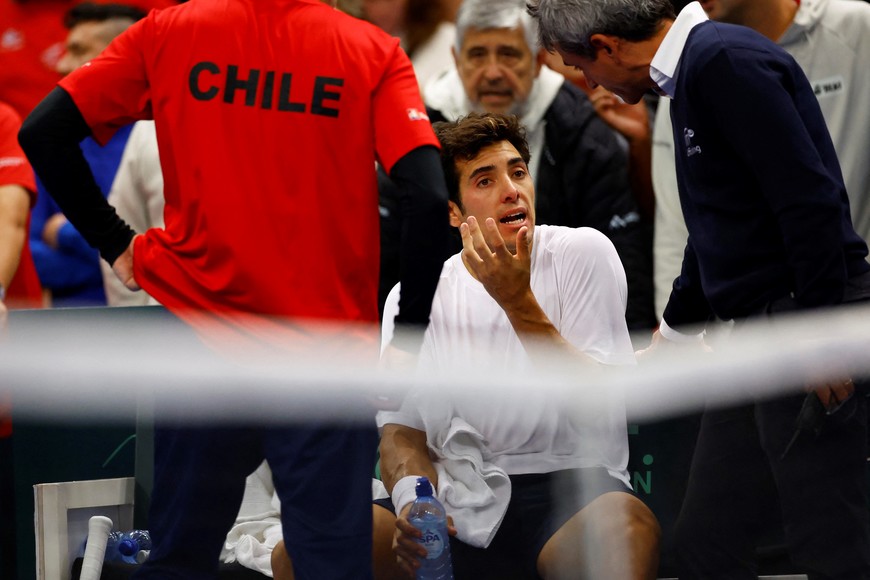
<box><xmin>78</xmin><ymin>519</ymin><xmax>152</xmax><ymax>576</ymax></box>
<box><xmin>108</xmin><ymin>529</ymin><xmax>151</xmax><ymax>564</ymax></box>
<box><xmin>121</xmin><ymin>529</ymin><xmax>151</xmax><ymax>563</ymax></box>
<box><xmin>407</xmin><ymin>477</ymin><xmax>454</xmax><ymax>580</ymax></box>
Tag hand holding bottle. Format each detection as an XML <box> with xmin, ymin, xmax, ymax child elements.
<box><xmin>393</xmin><ymin>477</ymin><xmax>456</xmax><ymax>579</ymax></box>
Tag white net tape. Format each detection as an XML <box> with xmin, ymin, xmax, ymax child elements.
<box><xmin>2</xmin><ymin>302</ymin><xmax>869</xmax><ymax>425</ymax></box>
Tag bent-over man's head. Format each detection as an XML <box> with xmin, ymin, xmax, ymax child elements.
<box><xmin>527</xmin><ymin>0</ymin><xmax>674</xmax><ymax>104</ymax></box>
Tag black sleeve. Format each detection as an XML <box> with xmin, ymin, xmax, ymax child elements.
<box><xmin>387</xmin><ymin>145</ymin><xmax>450</xmax><ymax>351</ymax></box>
<box><xmin>18</xmin><ymin>87</ymin><xmax>135</xmax><ymax>265</ymax></box>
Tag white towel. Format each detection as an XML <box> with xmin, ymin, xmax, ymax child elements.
<box><xmin>223</xmin><ymin>520</ymin><xmax>282</xmax><ymax>577</ymax></box>
<box><xmin>235</xmin><ymin>461</ymin><xmax>279</xmax><ymax>522</ymax></box>
<box><xmin>221</xmin><ymin>461</ymin><xmax>282</xmax><ymax>576</ymax></box>
<box><xmin>430</xmin><ymin>417</ymin><xmax>511</xmax><ymax>548</ymax></box>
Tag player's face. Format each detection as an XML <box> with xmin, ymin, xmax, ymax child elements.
<box><xmin>56</xmin><ymin>21</ymin><xmax>114</xmax><ymax>76</ymax></box>
<box><xmin>555</xmin><ymin>45</ymin><xmax>649</xmax><ymax>105</ymax></box>
<box><xmin>449</xmin><ymin>141</ymin><xmax>535</xmax><ymax>254</ymax></box>
<box><xmin>455</xmin><ymin>27</ymin><xmax>542</xmax><ymax>115</ymax></box>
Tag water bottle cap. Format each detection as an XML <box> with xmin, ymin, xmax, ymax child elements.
<box><xmin>415</xmin><ymin>476</ymin><xmax>433</xmax><ymax>497</ymax></box>
<box><xmin>118</xmin><ymin>538</ymin><xmax>139</xmax><ymax>557</ymax></box>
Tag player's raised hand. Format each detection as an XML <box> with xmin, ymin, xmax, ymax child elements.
<box><xmin>459</xmin><ymin>216</ymin><xmax>532</xmax><ymax>310</ymax></box>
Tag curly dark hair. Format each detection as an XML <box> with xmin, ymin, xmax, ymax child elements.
<box><xmin>433</xmin><ymin>113</ymin><xmax>531</xmax><ymax>207</ymax></box>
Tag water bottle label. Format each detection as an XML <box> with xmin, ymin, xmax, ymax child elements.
<box><xmin>419</xmin><ymin>527</ymin><xmax>445</xmax><ymax>559</ymax></box>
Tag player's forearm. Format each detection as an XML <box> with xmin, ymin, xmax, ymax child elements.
<box><xmin>379</xmin><ymin>423</ymin><xmax>438</xmax><ymax>494</ymax></box>
<box><xmin>502</xmin><ymin>290</ymin><xmax>591</xmax><ymax>362</ymax></box>
<box><xmin>0</xmin><ymin>185</ymin><xmax>30</xmax><ymax>288</ymax></box>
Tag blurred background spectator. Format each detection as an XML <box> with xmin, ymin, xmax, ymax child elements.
<box><xmin>25</xmin><ymin>1</ymin><xmax>172</xmax><ymax>307</ymax></box>
<box><xmin>0</xmin><ymin>0</ymin><xmax>73</xmax><ymax>120</ymax></box>
<box><xmin>0</xmin><ymin>102</ymin><xmax>41</xmax><ymax>316</ymax></box>
<box><xmin>0</xmin><ymin>98</ymin><xmax>41</xmax><ymax>580</ymax></box>
<box><xmin>361</xmin><ymin>0</ymin><xmax>456</xmax><ymax>90</ymax></box>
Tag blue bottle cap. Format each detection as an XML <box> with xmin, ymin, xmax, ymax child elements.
<box><xmin>415</xmin><ymin>476</ymin><xmax>433</xmax><ymax>497</ymax></box>
<box><xmin>118</xmin><ymin>538</ymin><xmax>138</xmax><ymax>557</ymax></box>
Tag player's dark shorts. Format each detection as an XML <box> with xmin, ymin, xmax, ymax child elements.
<box><xmin>374</xmin><ymin>466</ymin><xmax>635</xmax><ymax>579</ymax></box>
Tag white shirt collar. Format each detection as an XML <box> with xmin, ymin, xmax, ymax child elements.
<box><xmin>650</xmin><ymin>1</ymin><xmax>709</xmax><ymax>98</ymax></box>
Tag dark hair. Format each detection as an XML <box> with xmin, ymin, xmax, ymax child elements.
<box><xmin>526</xmin><ymin>0</ymin><xmax>674</xmax><ymax>58</ymax></box>
<box><xmin>64</xmin><ymin>2</ymin><xmax>147</xmax><ymax>29</ymax></box>
<box><xmin>433</xmin><ymin>113</ymin><xmax>531</xmax><ymax>207</ymax></box>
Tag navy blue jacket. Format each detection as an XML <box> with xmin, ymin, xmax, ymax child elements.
<box><xmin>664</xmin><ymin>21</ymin><xmax>869</xmax><ymax>326</ymax></box>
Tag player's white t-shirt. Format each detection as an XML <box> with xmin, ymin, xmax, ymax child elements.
<box><xmin>379</xmin><ymin>225</ymin><xmax>634</xmax><ymax>485</ymax></box>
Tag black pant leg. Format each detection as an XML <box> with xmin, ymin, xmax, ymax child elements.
<box><xmin>133</xmin><ymin>425</ymin><xmax>263</xmax><ymax>580</ymax></box>
<box><xmin>674</xmin><ymin>402</ymin><xmax>778</xmax><ymax>579</ymax></box>
<box><xmin>758</xmin><ymin>392</ymin><xmax>870</xmax><ymax>580</ymax></box>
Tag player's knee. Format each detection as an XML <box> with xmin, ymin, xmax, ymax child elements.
<box><xmin>626</xmin><ymin>497</ymin><xmax>661</xmax><ymax>547</ymax></box>
<box><xmin>538</xmin><ymin>493</ymin><xmax>660</xmax><ymax>579</ymax></box>
<box><xmin>591</xmin><ymin>494</ymin><xmax>661</xmax><ymax>580</ymax></box>
<box><xmin>592</xmin><ymin>493</ymin><xmax>660</xmax><ymax>547</ymax></box>
<box><xmin>271</xmin><ymin>540</ymin><xmax>294</xmax><ymax>580</ymax></box>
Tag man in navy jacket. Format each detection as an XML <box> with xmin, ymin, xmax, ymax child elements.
<box><xmin>529</xmin><ymin>0</ymin><xmax>870</xmax><ymax>578</ymax></box>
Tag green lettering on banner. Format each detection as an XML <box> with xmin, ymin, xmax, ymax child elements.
<box><xmin>633</xmin><ymin>470</ymin><xmax>652</xmax><ymax>495</ymax></box>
